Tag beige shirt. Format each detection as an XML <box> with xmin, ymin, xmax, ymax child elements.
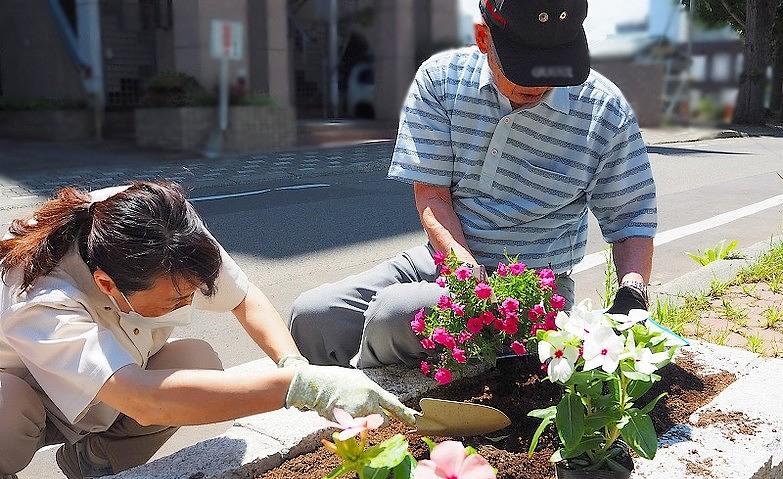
<box><xmin>0</xmin><ymin>211</ymin><xmax>249</xmax><ymax>441</ymax></box>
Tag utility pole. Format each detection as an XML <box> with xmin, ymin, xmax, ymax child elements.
<box><xmin>328</xmin><ymin>0</ymin><xmax>339</xmax><ymax>118</ymax></box>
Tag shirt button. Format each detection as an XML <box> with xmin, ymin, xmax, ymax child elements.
<box><xmin>133</xmin><ymin>328</ymin><xmax>140</xmax><ymax>335</ymax></box>
<box><xmin>491</xmin><ymin>148</ymin><xmax>498</xmax><ymax>155</ymax></box>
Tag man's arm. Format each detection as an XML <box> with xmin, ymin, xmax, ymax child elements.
<box><xmin>612</xmin><ymin>237</ymin><xmax>653</xmax><ymax>284</ymax></box>
<box><xmin>414</xmin><ymin>182</ymin><xmax>477</xmax><ymax>265</ymax></box>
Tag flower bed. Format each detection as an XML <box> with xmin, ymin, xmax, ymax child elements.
<box><xmin>260</xmin><ymin>352</ymin><xmax>734</xmax><ymax>479</ymax></box>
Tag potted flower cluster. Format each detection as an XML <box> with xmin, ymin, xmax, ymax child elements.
<box><xmin>412</xmin><ymin>251</ymin><xmax>566</xmax><ymax>384</ymax></box>
<box><xmin>528</xmin><ymin>300</ymin><xmax>686</xmax><ymax>478</ymax></box>
<box><xmin>322</xmin><ymin>408</ymin><xmax>496</xmax><ymax>479</ymax></box>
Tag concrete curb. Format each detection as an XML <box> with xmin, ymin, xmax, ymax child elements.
<box><xmin>651</xmin><ymin>234</ymin><xmax>783</xmax><ymax>307</ymax></box>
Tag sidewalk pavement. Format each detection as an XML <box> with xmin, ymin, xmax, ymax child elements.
<box><xmin>0</xmin><ymin>124</ymin><xmax>778</xmax><ymax>211</ymax></box>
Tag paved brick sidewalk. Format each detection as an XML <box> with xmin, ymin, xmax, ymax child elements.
<box><xmin>0</xmin><ymin>141</ymin><xmax>394</xmax><ymax>210</ymax></box>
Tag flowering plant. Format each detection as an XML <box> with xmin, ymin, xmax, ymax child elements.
<box><xmin>322</xmin><ymin>409</ymin><xmax>496</xmax><ymax>479</ymax></box>
<box><xmin>413</xmin><ymin>250</ymin><xmax>565</xmax><ymax>385</ymax></box>
<box><xmin>527</xmin><ymin>299</ymin><xmax>686</xmax><ymax>473</ymax></box>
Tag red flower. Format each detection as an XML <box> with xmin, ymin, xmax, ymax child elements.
<box><xmin>481</xmin><ymin>311</ymin><xmax>497</xmax><ymax>326</ymax></box>
<box><xmin>474</xmin><ymin>283</ymin><xmax>493</xmax><ymax>300</ymax></box>
<box><xmin>467</xmin><ymin>317</ymin><xmax>484</xmax><ymax>334</ymax></box>
<box><xmin>458</xmin><ymin>331</ymin><xmax>473</xmax><ymax>344</ymax></box>
<box><xmin>452</xmin><ymin>347</ymin><xmax>467</xmax><ymax>364</ymax></box>
<box><xmin>511</xmin><ymin>341</ymin><xmax>527</xmax><ymax>356</ymax></box>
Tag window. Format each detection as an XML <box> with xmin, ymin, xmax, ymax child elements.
<box><xmin>690</xmin><ymin>55</ymin><xmax>707</xmax><ymax>82</ymax></box>
<box><xmin>711</xmin><ymin>54</ymin><xmax>731</xmax><ymax>82</ymax></box>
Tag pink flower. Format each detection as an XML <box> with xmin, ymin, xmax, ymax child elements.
<box><xmin>441</xmin><ymin>266</ymin><xmax>451</xmax><ymax>276</ymax></box>
<box><xmin>432</xmin><ymin>327</ymin><xmax>456</xmax><ymax>350</ymax></box>
<box><xmin>530</xmin><ymin>322</ymin><xmax>545</xmax><ymax>335</ymax></box>
<box><xmin>411</xmin><ymin>308</ymin><xmax>426</xmax><ymax>334</ymax></box>
<box><xmin>455</xmin><ymin>266</ymin><xmax>472</xmax><ymax>281</ymax></box>
<box><xmin>452</xmin><ymin>303</ymin><xmax>465</xmax><ymax>317</ymax></box>
<box><xmin>544</xmin><ymin>311</ymin><xmax>558</xmax><ymax>330</ymax></box>
<box><xmin>435</xmin><ymin>276</ymin><xmax>447</xmax><ymax>288</ymax></box>
<box><xmin>474</xmin><ymin>283</ymin><xmax>493</xmax><ymax>300</ymax></box>
<box><xmin>538</xmin><ymin>268</ymin><xmax>556</xmax><ymax>289</ymax></box>
<box><xmin>550</xmin><ymin>294</ymin><xmax>566</xmax><ymax>310</ymax></box>
<box><xmin>501</xmin><ymin>318</ymin><xmax>519</xmax><ymax>335</ymax></box>
<box><xmin>501</xmin><ymin>298</ymin><xmax>520</xmax><ymax>315</ymax></box>
<box><xmin>325</xmin><ymin>408</ymin><xmax>384</xmax><ymax>441</ymax></box>
<box><xmin>496</xmin><ymin>262</ymin><xmax>509</xmax><ymax>277</ymax></box>
<box><xmin>414</xmin><ymin>440</ymin><xmax>496</xmax><ymax>479</ymax></box>
<box><xmin>434</xmin><ymin>368</ymin><xmax>453</xmax><ymax>385</ymax></box>
<box><xmin>467</xmin><ymin>316</ymin><xmax>484</xmax><ymax>334</ymax></box>
<box><xmin>420</xmin><ymin>361</ymin><xmax>431</xmax><ymax>376</ymax></box>
<box><xmin>434</xmin><ymin>251</ymin><xmax>446</xmax><ymax>266</ymax></box>
<box><xmin>528</xmin><ymin>304</ymin><xmax>545</xmax><ymax>321</ymax></box>
<box><xmin>480</xmin><ymin>311</ymin><xmax>496</xmax><ymax>326</ymax></box>
<box><xmin>509</xmin><ymin>262</ymin><xmax>526</xmax><ymax>275</ymax></box>
<box><xmin>437</xmin><ymin>295</ymin><xmax>453</xmax><ymax>310</ymax></box>
<box><xmin>452</xmin><ymin>347</ymin><xmax>467</xmax><ymax>364</ymax></box>
<box><xmin>421</xmin><ymin>338</ymin><xmax>436</xmax><ymax>350</ymax></box>
<box><xmin>458</xmin><ymin>331</ymin><xmax>473</xmax><ymax>344</ymax></box>
<box><xmin>511</xmin><ymin>341</ymin><xmax>528</xmax><ymax>356</ymax></box>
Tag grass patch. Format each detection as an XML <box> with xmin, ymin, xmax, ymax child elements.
<box><xmin>763</xmin><ymin>307</ymin><xmax>783</xmax><ymax>329</ymax></box>
<box><xmin>721</xmin><ymin>299</ymin><xmax>748</xmax><ymax>326</ymax></box>
<box><xmin>736</xmin><ymin>241</ymin><xmax>783</xmax><ymax>289</ymax></box>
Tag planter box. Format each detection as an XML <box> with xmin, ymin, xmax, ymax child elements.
<box><xmin>0</xmin><ymin>109</ymin><xmax>93</xmax><ymax>141</ymax></box>
<box><xmin>134</xmin><ymin>105</ymin><xmax>296</xmax><ymax>153</ymax></box>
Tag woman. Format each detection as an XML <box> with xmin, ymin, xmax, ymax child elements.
<box><xmin>0</xmin><ymin>182</ymin><xmax>415</xmax><ymax>479</ymax></box>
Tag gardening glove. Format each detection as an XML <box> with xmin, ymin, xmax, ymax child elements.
<box><xmin>607</xmin><ymin>285</ymin><xmax>648</xmax><ymax>315</ymax></box>
<box><xmin>277</xmin><ymin>354</ymin><xmax>310</xmax><ymax>369</ymax></box>
<box><xmin>285</xmin><ymin>364</ymin><xmax>418</xmax><ymax>426</ymax></box>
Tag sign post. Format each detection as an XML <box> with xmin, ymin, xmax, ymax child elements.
<box><xmin>205</xmin><ymin>20</ymin><xmax>243</xmax><ymax>159</ymax></box>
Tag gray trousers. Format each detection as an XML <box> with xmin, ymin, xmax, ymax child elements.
<box><xmin>289</xmin><ymin>245</ymin><xmax>575</xmax><ymax>369</ymax></box>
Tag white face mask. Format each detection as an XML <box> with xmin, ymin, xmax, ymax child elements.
<box><xmin>109</xmin><ymin>290</ymin><xmax>193</xmax><ymax>330</ymax></box>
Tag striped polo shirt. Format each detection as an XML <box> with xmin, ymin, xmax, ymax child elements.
<box><xmin>388</xmin><ymin>46</ymin><xmax>657</xmax><ymax>273</ymax></box>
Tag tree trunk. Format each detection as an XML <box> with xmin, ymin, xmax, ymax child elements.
<box><xmin>733</xmin><ymin>0</ymin><xmax>778</xmax><ymax>125</ymax></box>
<box><xmin>771</xmin><ymin>12</ymin><xmax>783</xmax><ymax>117</ymax></box>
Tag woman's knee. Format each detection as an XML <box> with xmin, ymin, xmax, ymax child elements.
<box><xmin>148</xmin><ymin>339</ymin><xmax>223</xmax><ymax>371</ymax></box>
<box><xmin>0</xmin><ymin>373</ymin><xmax>46</xmax><ymax>474</ymax></box>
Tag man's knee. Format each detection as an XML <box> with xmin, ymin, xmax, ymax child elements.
<box><xmin>0</xmin><ymin>373</ymin><xmax>46</xmax><ymax>474</ymax></box>
<box><xmin>364</xmin><ymin>282</ymin><xmax>441</xmax><ymax>334</ymax></box>
<box><xmin>289</xmin><ymin>286</ymin><xmax>334</xmax><ymax>337</ymax></box>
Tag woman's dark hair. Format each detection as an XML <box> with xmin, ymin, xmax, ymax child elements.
<box><xmin>0</xmin><ymin>181</ymin><xmax>222</xmax><ymax>295</ymax></box>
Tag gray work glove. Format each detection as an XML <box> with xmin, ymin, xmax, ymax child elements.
<box><xmin>285</xmin><ymin>364</ymin><xmax>418</xmax><ymax>426</ymax></box>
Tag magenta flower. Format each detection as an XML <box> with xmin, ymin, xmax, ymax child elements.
<box><xmin>437</xmin><ymin>295</ymin><xmax>453</xmax><ymax>310</ymax></box>
<box><xmin>455</xmin><ymin>266</ymin><xmax>472</xmax><ymax>281</ymax></box>
<box><xmin>550</xmin><ymin>294</ymin><xmax>566</xmax><ymax>310</ymax></box>
<box><xmin>434</xmin><ymin>251</ymin><xmax>446</xmax><ymax>266</ymax></box>
<box><xmin>435</xmin><ymin>276</ymin><xmax>447</xmax><ymax>288</ymax></box>
<box><xmin>501</xmin><ymin>318</ymin><xmax>519</xmax><ymax>335</ymax></box>
<box><xmin>530</xmin><ymin>322</ymin><xmax>546</xmax><ymax>335</ymax></box>
<box><xmin>511</xmin><ymin>341</ymin><xmax>527</xmax><ymax>356</ymax></box>
<box><xmin>441</xmin><ymin>266</ymin><xmax>452</xmax><ymax>276</ymax></box>
<box><xmin>325</xmin><ymin>408</ymin><xmax>384</xmax><ymax>441</ymax></box>
<box><xmin>528</xmin><ymin>304</ymin><xmax>545</xmax><ymax>321</ymax></box>
<box><xmin>414</xmin><ymin>441</ymin><xmax>496</xmax><ymax>479</ymax></box>
<box><xmin>538</xmin><ymin>268</ymin><xmax>556</xmax><ymax>289</ymax></box>
<box><xmin>467</xmin><ymin>316</ymin><xmax>484</xmax><ymax>334</ymax></box>
<box><xmin>432</xmin><ymin>327</ymin><xmax>457</xmax><ymax>349</ymax></box>
<box><xmin>501</xmin><ymin>297</ymin><xmax>520</xmax><ymax>315</ymax></box>
<box><xmin>434</xmin><ymin>368</ymin><xmax>453</xmax><ymax>385</ymax></box>
<box><xmin>458</xmin><ymin>331</ymin><xmax>473</xmax><ymax>344</ymax></box>
<box><xmin>509</xmin><ymin>262</ymin><xmax>526</xmax><ymax>275</ymax></box>
<box><xmin>474</xmin><ymin>283</ymin><xmax>493</xmax><ymax>300</ymax></box>
<box><xmin>411</xmin><ymin>308</ymin><xmax>426</xmax><ymax>334</ymax></box>
<box><xmin>480</xmin><ymin>311</ymin><xmax>496</xmax><ymax>326</ymax></box>
<box><xmin>452</xmin><ymin>303</ymin><xmax>465</xmax><ymax>317</ymax></box>
<box><xmin>496</xmin><ymin>262</ymin><xmax>509</xmax><ymax>277</ymax></box>
<box><xmin>452</xmin><ymin>347</ymin><xmax>467</xmax><ymax>364</ymax></box>
<box><xmin>421</xmin><ymin>338</ymin><xmax>436</xmax><ymax>350</ymax></box>
<box><xmin>544</xmin><ymin>311</ymin><xmax>558</xmax><ymax>330</ymax></box>
<box><xmin>420</xmin><ymin>361</ymin><xmax>431</xmax><ymax>376</ymax></box>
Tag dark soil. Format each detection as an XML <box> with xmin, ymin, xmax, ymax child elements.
<box><xmin>260</xmin><ymin>353</ymin><xmax>735</xmax><ymax>479</ymax></box>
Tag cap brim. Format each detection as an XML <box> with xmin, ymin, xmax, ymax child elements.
<box><xmin>489</xmin><ymin>26</ymin><xmax>591</xmax><ymax>87</ymax></box>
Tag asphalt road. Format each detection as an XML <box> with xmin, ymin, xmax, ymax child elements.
<box><xmin>10</xmin><ymin>134</ymin><xmax>783</xmax><ymax>478</ymax></box>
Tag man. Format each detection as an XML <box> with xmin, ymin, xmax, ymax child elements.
<box><xmin>290</xmin><ymin>0</ymin><xmax>655</xmax><ymax>369</ymax></box>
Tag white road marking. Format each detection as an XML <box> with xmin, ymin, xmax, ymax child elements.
<box><xmin>11</xmin><ymin>195</ymin><xmax>38</xmax><ymax>201</ymax></box>
<box><xmin>190</xmin><ymin>183</ymin><xmax>330</xmax><ymax>203</ymax></box>
<box><xmin>572</xmin><ymin>193</ymin><xmax>783</xmax><ymax>274</ymax></box>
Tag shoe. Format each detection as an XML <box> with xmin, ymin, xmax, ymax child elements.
<box><xmin>55</xmin><ymin>442</ymin><xmax>113</xmax><ymax>479</ymax></box>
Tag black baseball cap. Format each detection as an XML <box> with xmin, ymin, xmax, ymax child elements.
<box><xmin>479</xmin><ymin>0</ymin><xmax>591</xmax><ymax>87</ymax></box>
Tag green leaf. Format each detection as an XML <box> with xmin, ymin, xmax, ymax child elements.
<box><xmin>584</xmin><ymin>412</ymin><xmax>622</xmax><ymax>432</ymax></box>
<box><xmin>324</xmin><ymin>464</ymin><xmax>349</xmax><ymax>479</ymax></box>
<box><xmin>621</xmin><ymin>363</ymin><xmax>651</xmax><ymax>381</ymax></box>
<box><xmin>367</xmin><ymin>435</ymin><xmax>410</xmax><ymax>470</ymax></box>
<box><xmin>562</xmin><ymin>437</ymin><xmax>606</xmax><ymax>459</ymax></box>
<box><xmin>640</xmin><ymin>392</ymin><xmax>668</xmax><ymax>415</ymax></box>
<box><xmin>528</xmin><ymin>406</ymin><xmax>557</xmax><ymax>420</ymax></box>
<box><xmin>392</xmin><ymin>455</ymin><xmax>416</xmax><ymax>479</ymax></box>
<box><xmin>626</xmin><ymin>379</ymin><xmax>654</xmax><ymax>400</ymax></box>
<box><xmin>556</xmin><ymin>393</ymin><xmax>586</xmax><ymax>450</ymax></box>
<box><xmin>361</xmin><ymin>466</ymin><xmax>390</xmax><ymax>479</ymax></box>
<box><xmin>620</xmin><ymin>409</ymin><xmax>659</xmax><ymax>460</ymax></box>
<box><xmin>421</xmin><ymin>437</ymin><xmax>436</xmax><ymax>452</ymax></box>
<box><xmin>528</xmin><ymin>415</ymin><xmax>554</xmax><ymax>458</ymax></box>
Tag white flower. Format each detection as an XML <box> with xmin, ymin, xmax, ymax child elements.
<box><xmin>556</xmin><ymin>299</ymin><xmax>610</xmax><ymax>339</ymax></box>
<box><xmin>608</xmin><ymin>309</ymin><xmax>650</xmax><ymax>331</ymax></box>
<box><xmin>582</xmin><ymin>326</ymin><xmax>625</xmax><ymax>374</ymax></box>
<box><xmin>623</xmin><ymin>332</ymin><xmax>670</xmax><ymax>375</ymax></box>
<box><xmin>538</xmin><ymin>331</ymin><xmax>580</xmax><ymax>383</ymax></box>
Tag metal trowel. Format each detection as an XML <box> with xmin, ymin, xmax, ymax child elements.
<box><xmin>412</xmin><ymin>398</ymin><xmax>511</xmax><ymax>437</ymax></box>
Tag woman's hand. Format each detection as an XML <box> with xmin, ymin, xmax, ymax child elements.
<box><xmin>285</xmin><ymin>364</ymin><xmax>417</xmax><ymax>425</ymax></box>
